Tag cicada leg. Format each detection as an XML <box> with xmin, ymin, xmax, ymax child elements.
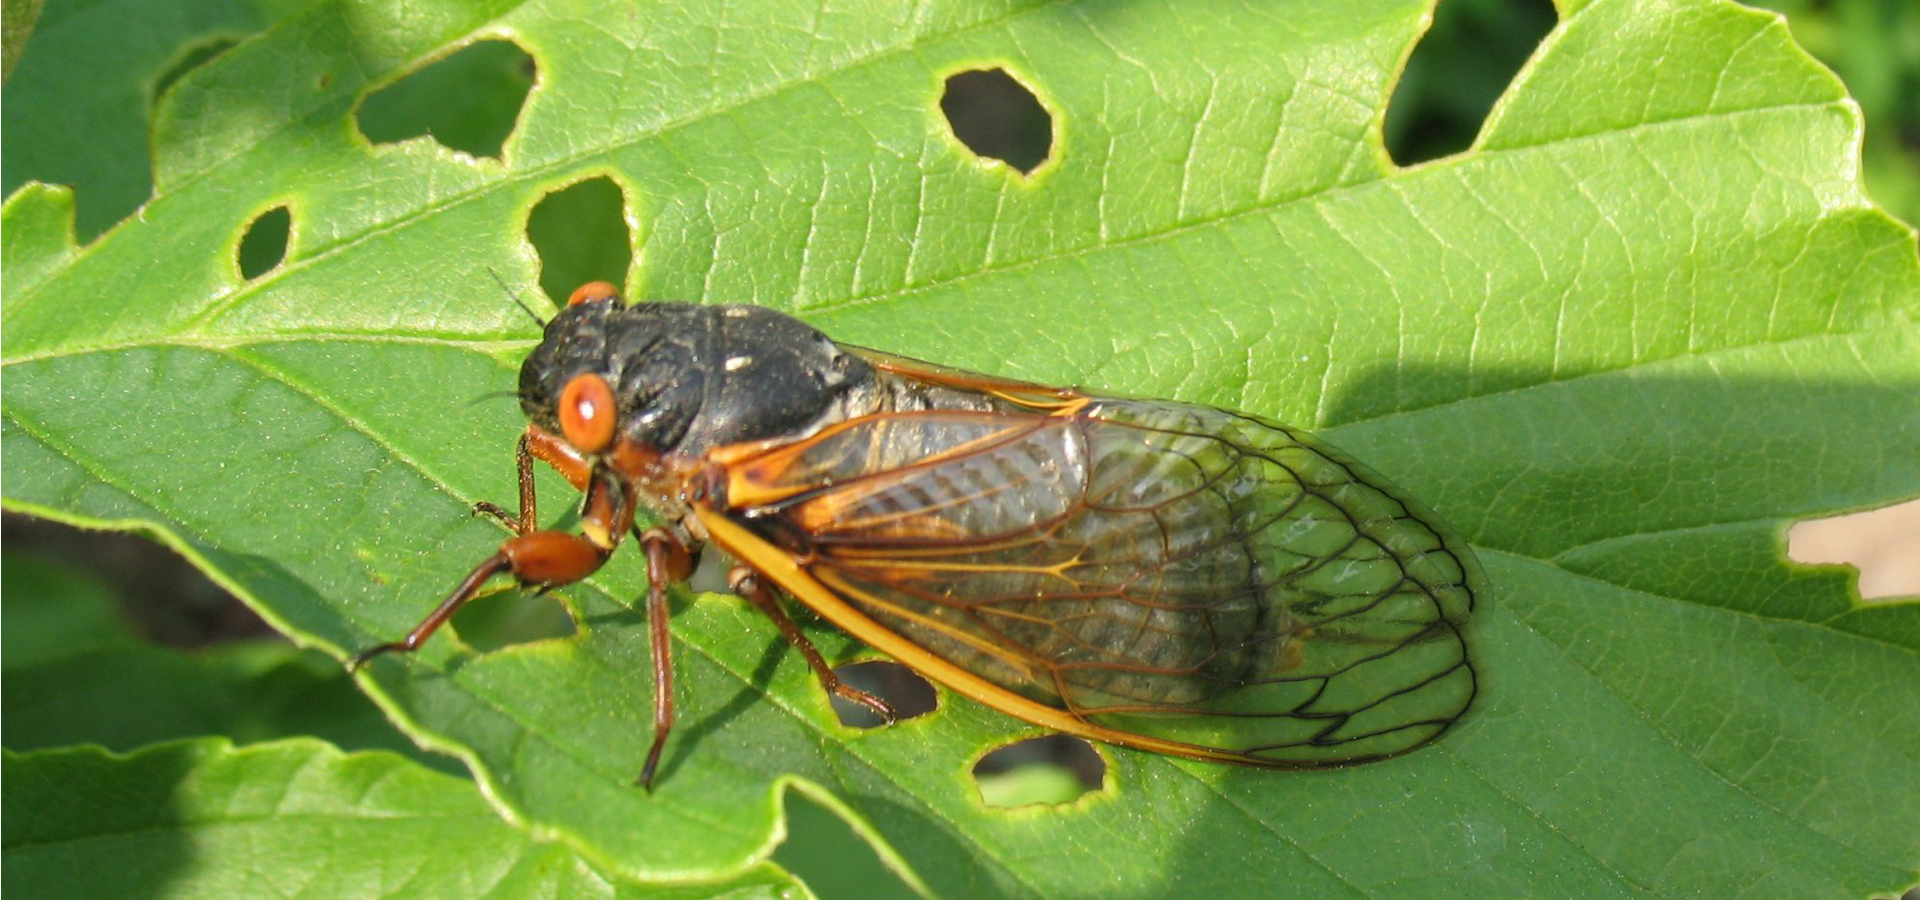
<box><xmin>347</xmin><ymin>436</ymin><xmax>632</xmax><ymax>671</ymax></box>
<box><xmin>473</xmin><ymin>427</ymin><xmax>593</xmax><ymax>531</ymax></box>
<box><xmin>728</xmin><ymin>566</ymin><xmax>898</xmax><ymax>726</ymax></box>
<box><xmin>637</xmin><ymin>527</ymin><xmax>694</xmax><ymax>791</ymax></box>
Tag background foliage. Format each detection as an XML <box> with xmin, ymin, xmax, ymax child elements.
<box><xmin>4</xmin><ymin>0</ymin><xmax>1917</xmax><ymax>897</ymax></box>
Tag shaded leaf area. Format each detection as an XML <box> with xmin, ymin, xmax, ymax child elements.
<box><xmin>3</xmin><ymin>0</ymin><xmax>1918</xmax><ymax>897</ymax></box>
<box><xmin>0</xmin><ymin>0</ymin><xmax>43</xmax><ymax>82</ymax></box>
<box><xmin>0</xmin><ymin>738</ymin><xmax>802</xmax><ymax>899</ymax></box>
<box><xmin>0</xmin><ymin>0</ymin><xmax>276</xmax><ymax>241</ymax></box>
<box><xmin>1</xmin><ymin>553</ymin><xmax>436</xmax><ymax>767</ymax></box>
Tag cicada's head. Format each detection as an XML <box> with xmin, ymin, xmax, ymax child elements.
<box><xmin>517</xmin><ymin>284</ymin><xmax>876</xmax><ymax>462</ymax></box>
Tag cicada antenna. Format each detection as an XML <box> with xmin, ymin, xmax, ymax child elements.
<box><xmin>467</xmin><ymin>389</ymin><xmax>521</xmax><ymax>406</ymax></box>
<box><xmin>487</xmin><ymin>267</ymin><xmax>548</xmax><ymax>327</ymax></box>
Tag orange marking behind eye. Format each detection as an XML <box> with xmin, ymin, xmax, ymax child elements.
<box><xmin>559</xmin><ymin>373</ymin><xmax>617</xmax><ymax>454</ymax></box>
<box><xmin>568</xmin><ymin>281</ymin><xmax>620</xmax><ymax>306</ymax></box>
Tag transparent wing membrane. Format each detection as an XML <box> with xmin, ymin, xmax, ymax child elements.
<box><xmin>718</xmin><ymin>399</ymin><xmax>1479</xmax><ymax>766</ymax></box>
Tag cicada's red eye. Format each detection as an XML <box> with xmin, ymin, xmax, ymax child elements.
<box><xmin>559</xmin><ymin>373</ymin><xmax>617</xmax><ymax>454</ymax></box>
<box><xmin>568</xmin><ymin>281</ymin><xmax>620</xmax><ymax>306</ymax></box>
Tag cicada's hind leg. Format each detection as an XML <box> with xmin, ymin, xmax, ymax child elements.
<box><xmin>348</xmin><ymin>428</ymin><xmax>631</xmax><ymax>670</ymax></box>
<box><xmin>728</xmin><ymin>566</ymin><xmax>898</xmax><ymax>726</ymax></box>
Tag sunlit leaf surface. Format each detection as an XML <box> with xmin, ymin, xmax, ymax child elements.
<box><xmin>4</xmin><ymin>0</ymin><xmax>1916</xmax><ymax>895</ymax></box>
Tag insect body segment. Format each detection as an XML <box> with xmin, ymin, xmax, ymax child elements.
<box><xmin>353</xmin><ymin>286</ymin><xmax>1481</xmax><ymax>785</ymax></box>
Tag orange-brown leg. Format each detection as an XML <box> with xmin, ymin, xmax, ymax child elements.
<box><xmin>473</xmin><ymin>427</ymin><xmax>594</xmax><ymax>531</ymax></box>
<box><xmin>728</xmin><ymin>566</ymin><xmax>897</xmax><ymax>725</ymax></box>
<box><xmin>347</xmin><ymin>551</ymin><xmax>514</xmax><ymax>668</ymax></box>
<box><xmin>350</xmin><ymin>457</ymin><xmax>629</xmax><ymax>672</ymax></box>
<box><xmin>347</xmin><ymin>530</ymin><xmax>609</xmax><ymax>670</ymax></box>
<box><xmin>472</xmin><ymin>430</ymin><xmax>540</xmax><ymax>533</ymax></box>
<box><xmin>525</xmin><ymin>425</ymin><xmax>593</xmax><ymax>490</ymax></box>
<box><xmin>637</xmin><ymin>527</ymin><xmax>694</xmax><ymax>791</ymax></box>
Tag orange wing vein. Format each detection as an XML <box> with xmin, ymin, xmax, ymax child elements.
<box><xmin>700</xmin><ymin>398</ymin><xmax>1480</xmax><ymax>767</ymax></box>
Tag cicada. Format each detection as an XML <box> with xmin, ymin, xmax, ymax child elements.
<box><xmin>351</xmin><ymin>282</ymin><xmax>1481</xmax><ymax>788</ymax></box>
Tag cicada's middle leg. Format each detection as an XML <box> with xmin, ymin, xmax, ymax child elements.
<box><xmin>347</xmin><ymin>426</ymin><xmax>633</xmax><ymax>669</ymax></box>
<box><xmin>727</xmin><ymin>567</ymin><xmax>898</xmax><ymax>727</ymax></box>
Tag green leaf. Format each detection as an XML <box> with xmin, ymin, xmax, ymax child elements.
<box><xmin>1</xmin><ymin>553</ymin><xmax>436</xmax><ymax>764</ymax></box>
<box><xmin>1742</xmin><ymin>0</ymin><xmax>1920</xmax><ymax>229</ymax></box>
<box><xmin>0</xmin><ymin>0</ymin><xmax>282</xmax><ymax>241</ymax></box>
<box><xmin>0</xmin><ymin>0</ymin><xmax>42</xmax><ymax>83</ymax></box>
<box><xmin>4</xmin><ymin>0</ymin><xmax>1917</xmax><ymax>897</ymax></box>
<box><xmin>1</xmin><ymin>738</ymin><xmax>803</xmax><ymax>899</ymax></box>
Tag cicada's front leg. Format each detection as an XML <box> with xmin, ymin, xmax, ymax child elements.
<box><xmin>347</xmin><ymin>426</ymin><xmax>635</xmax><ymax>670</ymax></box>
<box><xmin>472</xmin><ymin>426</ymin><xmax>594</xmax><ymax>531</ymax></box>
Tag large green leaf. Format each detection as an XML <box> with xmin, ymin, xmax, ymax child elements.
<box><xmin>4</xmin><ymin>0</ymin><xmax>1916</xmax><ymax>897</ymax></box>
<box><xmin>1</xmin><ymin>738</ymin><xmax>802</xmax><ymax>899</ymax></box>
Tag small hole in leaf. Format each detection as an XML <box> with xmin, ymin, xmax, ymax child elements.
<box><xmin>527</xmin><ymin>177</ymin><xmax>632</xmax><ymax>306</ymax></box>
<box><xmin>972</xmin><ymin>735</ymin><xmax>1105</xmax><ymax>809</ymax></box>
<box><xmin>357</xmin><ymin>39</ymin><xmax>535</xmax><ymax>158</ymax></box>
<box><xmin>1788</xmin><ymin>498</ymin><xmax>1920</xmax><ymax>601</ymax></box>
<box><xmin>449</xmin><ymin>587</ymin><xmax>576</xmax><ymax>653</ymax></box>
<box><xmin>829</xmin><ymin>661</ymin><xmax>937</xmax><ymax>728</ymax></box>
<box><xmin>940</xmin><ymin>68</ymin><xmax>1053</xmax><ymax>174</ymax></box>
<box><xmin>152</xmin><ymin>38</ymin><xmax>236</xmax><ymax>109</ymax></box>
<box><xmin>237</xmin><ymin>206</ymin><xmax>290</xmax><ymax>280</ymax></box>
<box><xmin>1384</xmin><ymin>0</ymin><xmax>1555</xmax><ymax>165</ymax></box>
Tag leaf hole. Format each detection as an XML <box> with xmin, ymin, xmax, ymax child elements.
<box><xmin>236</xmin><ymin>205</ymin><xmax>290</xmax><ymax>280</ymax></box>
<box><xmin>151</xmin><ymin>38</ymin><xmax>237</xmax><ymax>110</ymax></box>
<box><xmin>1787</xmin><ymin>498</ymin><xmax>1920</xmax><ymax>601</ymax></box>
<box><xmin>972</xmin><ymin>734</ymin><xmax>1106</xmax><ymax>809</ymax></box>
<box><xmin>772</xmin><ymin>791</ymin><xmax>923</xmax><ymax>900</ymax></box>
<box><xmin>527</xmin><ymin>176</ymin><xmax>633</xmax><ymax>307</ymax></box>
<box><xmin>828</xmin><ymin>661</ymin><xmax>937</xmax><ymax>728</ymax></box>
<box><xmin>448</xmin><ymin>587</ymin><xmax>577</xmax><ymax>653</ymax></box>
<box><xmin>1383</xmin><ymin>0</ymin><xmax>1556</xmax><ymax>165</ymax></box>
<box><xmin>357</xmin><ymin>39</ymin><xmax>535</xmax><ymax>159</ymax></box>
<box><xmin>940</xmin><ymin>68</ymin><xmax>1053</xmax><ymax>175</ymax></box>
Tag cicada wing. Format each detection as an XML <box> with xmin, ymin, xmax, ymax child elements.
<box><xmin>705</xmin><ymin>400</ymin><xmax>1480</xmax><ymax>767</ymax></box>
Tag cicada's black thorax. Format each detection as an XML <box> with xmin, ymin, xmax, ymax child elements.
<box><xmin>519</xmin><ymin>300</ymin><xmax>879</xmax><ymax>458</ymax></box>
